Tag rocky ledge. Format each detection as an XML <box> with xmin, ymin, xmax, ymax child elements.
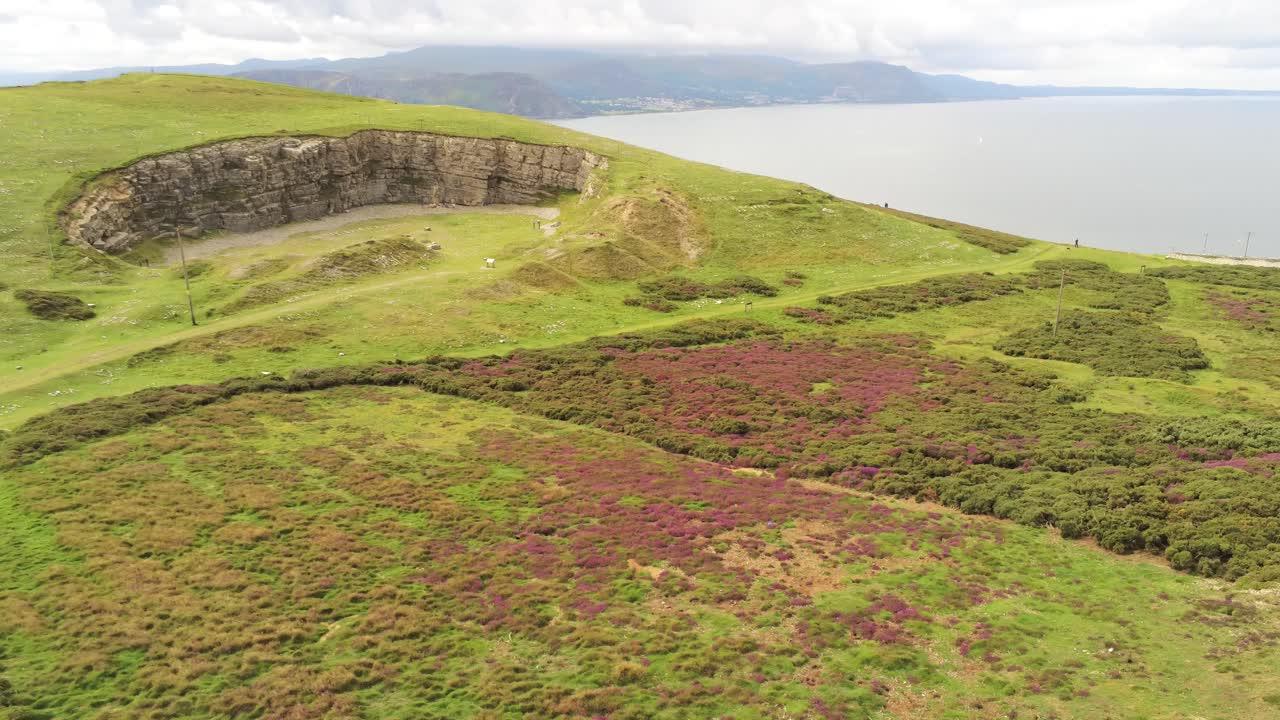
<box><xmin>65</xmin><ymin>130</ymin><xmax>605</xmax><ymax>253</ymax></box>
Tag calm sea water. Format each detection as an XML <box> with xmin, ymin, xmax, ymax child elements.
<box><xmin>560</xmin><ymin>97</ymin><xmax>1280</xmax><ymax>258</ymax></box>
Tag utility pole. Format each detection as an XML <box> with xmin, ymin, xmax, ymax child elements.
<box><xmin>1053</xmin><ymin>267</ymin><xmax>1066</xmax><ymax>337</ymax></box>
<box><xmin>46</xmin><ymin>214</ymin><xmax>58</xmax><ymax>276</ymax></box>
<box><xmin>174</xmin><ymin>201</ymin><xmax>198</xmax><ymax>326</ymax></box>
<box><xmin>1244</xmin><ymin>232</ymin><xmax>1252</xmax><ymax>259</ymax></box>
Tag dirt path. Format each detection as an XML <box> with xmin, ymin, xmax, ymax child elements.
<box><xmin>164</xmin><ymin>203</ymin><xmax>561</xmax><ymax>264</ymax></box>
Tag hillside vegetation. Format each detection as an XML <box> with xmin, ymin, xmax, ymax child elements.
<box><xmin>1</xmin><ymin>75</ymin><xmax>1278</xmax><ymax>719</ymax></box>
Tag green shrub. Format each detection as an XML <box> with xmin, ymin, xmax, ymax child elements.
<box><xmin>1151</xmin><ymin>416</ymin><xmax>1280</xmax><ymax>452</ymax></box>
<box><xmin>628</xmin><ymin>274</ymin><xmax>778</xmax><ymax>311</ymax></box>
<box><xmin>13</xmin><ymin>289</ymin><xmax>95</xmax><ymax>320</ymax></box>
<box><xmin>1024</xmin><ymin>260</ymin><xmax>1169</xmax><ymax>314</ymax></box>
<box><xmin>805</xmin><ymin>272</ymin><xmax>1023</xmax><ymax>322</ymax></box>
<box><xmin>996</xmin><ymin>311</ymin><xmax>1208</xmax><ymax>380</ymax></box>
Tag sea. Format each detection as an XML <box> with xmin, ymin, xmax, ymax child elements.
<box><xmin>560</xmin><ymin>96</ymin><xmax>1280</xmax><ymax>258</ymax></box>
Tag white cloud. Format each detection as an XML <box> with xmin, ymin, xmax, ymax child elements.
<box><xmin>0</xmin><ymin>0</ymin><xmax>1278</xmax><ymax>88</ymax></box>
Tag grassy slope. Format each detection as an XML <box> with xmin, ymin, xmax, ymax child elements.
<box><xmin>1</xmin><ymin>73</ymin><xmax>1024</xmax><ymax>427</ymax></box>
<box><xmin>2</xmin><ymin>387</ymin><xmax>1277</xmax><ymax>719</ymax></box>
<box><xmin>1</xmin><ymin>74</ymin><xmax>1279</xmax><ymax>718</ymax></box>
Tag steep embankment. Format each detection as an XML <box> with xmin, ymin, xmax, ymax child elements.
<box><xmin>65</xmin><ymin>130</ymin><xmax>603</xmax><ymax>254</ymax></box>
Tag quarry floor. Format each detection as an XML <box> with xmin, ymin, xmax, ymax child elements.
<box><xmin>160</xmin><ymin>203</ymin><xmax>561</xmax><ymax>265</ymax></box>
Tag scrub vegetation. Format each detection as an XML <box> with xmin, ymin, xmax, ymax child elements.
<box><xmin>1</xmin><ymin>74</ymin><xmax>1279</xmax><ymax>719</ymax></box>
<box><xmin>12</xmin><ymin>288</ymin><xmax>95</xmax><ymax>321</ymax></box>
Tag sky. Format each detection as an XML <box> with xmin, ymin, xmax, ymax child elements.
<box><xmin>2</xmin><ymin>1</ymin><xmax>1280</xmax><ymax>88</ymax></box>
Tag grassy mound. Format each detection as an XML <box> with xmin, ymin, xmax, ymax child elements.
<box><xmin>996</xmin><ymin>311</ymin><xmax>1209</xmax><ymax>379</ymax></box>
<box><xmin>509</xmin><ymin>261</ymin><xmax>580</xmax><ymax>291</ymax></box>
<box><xmin>13</xmin><ymin>289</ymin><xmax>95</xmax><ymax>321</ymax></box>
<box><xmin>222</xmin><ymin>237</ymin><xmax>437</xmax><ymax>313</ymax></box>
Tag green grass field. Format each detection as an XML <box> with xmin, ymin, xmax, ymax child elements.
<box><xmin>1</xmin><ymin>74</ymin><xmax>1278</xmax><ymax>719</ymax></box>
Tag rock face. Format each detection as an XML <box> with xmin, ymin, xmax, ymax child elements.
<box><xmin>65</xmin><ymin>130</ymin><xmax>606</xmax><ymax>253</ymax></box>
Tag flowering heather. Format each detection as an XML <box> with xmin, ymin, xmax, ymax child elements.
<box><xmin>1</xmin><ymin>387</ymin><xmax>1042</xmax><ymax>719</ymax></box>
<box><xmin>1205</xmin><ymin>290</ymin><xmax>1277</xmax><ymax>332</ymax></box>
<box><xmin>4</xmin><ymin>383</ymin><xmax>1276</xmax><ymax>718</ymax></box>
<box><xmin>1202</xmin><ymin>452</ymin><xmax>1280</xmax><ymax>477</ymax></box>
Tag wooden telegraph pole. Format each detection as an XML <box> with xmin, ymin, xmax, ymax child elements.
<box><xmin>174</xmin><ymin>200</ymin><xmax>198</xmax><ymax>326</ymax></box>
<box><xmin>1053</xmin><ymin>267</ymin><xmax>1066</xmax><ymax>337</ymax></box>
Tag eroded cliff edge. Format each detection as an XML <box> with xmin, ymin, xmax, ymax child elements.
<box><xmin>65</xmin><ymin>130</ymin><xmax>606</xmax><ymax>253</ymax></box>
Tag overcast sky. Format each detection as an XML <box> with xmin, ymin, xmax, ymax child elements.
<box><xmin>3</xmin><ymin>1</ymin><xmax>1280</xmax><ymax>88</ymax></box>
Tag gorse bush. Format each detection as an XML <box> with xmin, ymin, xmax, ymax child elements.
<box><xmin>13</xmin><ymin>288</ymin><xmax>96</xmax><ymax>320</ymax></box>
<box><xmin>625</xmin><ymin>274</ymin><xmax>778</xmax><ymax>311</ymax></box>
<box><xmin>1152</xmin><ymin>416</ymin><xmax>1280</xmax><ymax>452</ymax></box>
<box><xmin>806</xmin><ymin>272</ymin><xmax>1023</xmax><ymax>322</ymax></box>
<box><xmin>995</xmin><ymin>311</ymin><xmax>1209</xmax><ymax>380</ymax></box>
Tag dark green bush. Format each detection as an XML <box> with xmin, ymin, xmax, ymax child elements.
<box><xmin>1023</xmin><ymin>260</ymin><xmax>1169</xmax><ymax>314</ymax></box>
<box><xmin>628</xmin><ymin>274</ymin><xmax>779</xmax><ymax>311</ymax></box>
<box><xmin>13</xmin><ymin>289</ymin><xmax>95</xmax><ymax>320</ymax></box>
<box><xmin>806</xmin><ymin>272</ymin><xmax>1023</xmax><ymax>323</ymax></box>
<box><xmin>996</xmin><ymin>311</ymin><xmax>1209</xmax><ymax>380</ymax></box>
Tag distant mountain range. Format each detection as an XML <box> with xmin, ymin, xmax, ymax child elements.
<box><xmin>6</xmin><ymin>46</ymin><xmax>1279</xmax><ymax>118</ymax></box>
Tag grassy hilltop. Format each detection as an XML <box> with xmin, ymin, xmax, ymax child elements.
<box><xmin>1</xmin><ymin>74</ymin><xmax>1278</xmax><ymax>719</ymax></box>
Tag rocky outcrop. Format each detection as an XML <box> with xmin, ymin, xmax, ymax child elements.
<box><xmin>65</xmin><ymin>130</ymin><xmax>605</xmax><ymax>253</ymax></box>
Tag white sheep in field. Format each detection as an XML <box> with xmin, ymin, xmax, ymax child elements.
<box><xmin>484</xmin><ymin>258</ymin><xmax>496</xmax><ymax>269</ymax></box>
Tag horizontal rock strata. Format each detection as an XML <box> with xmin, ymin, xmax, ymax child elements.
<box><xmin>65</xmin><ymin>130</ymin><xmax>605</xmax><ymax>253</ymax></box>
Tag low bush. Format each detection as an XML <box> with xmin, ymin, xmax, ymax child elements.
<box><xmin>626</xmin><ymin>274</ymin><xmax>779</xmax><ymax>311</ymax></box>
<box><xmin>995</xmin><ymin>311</ymin><xmax>1209</xmax><ymax>380</ymax></box>
<box><xmin>13</xmin><ymin>288</ymin><xmax>95</xmax><ymax>320</ymax></box>
<box><xmin>1023</xmin><ymin>260</ymin><xmax>1169</xmax><ymax>314</ymax></box>
<box><xmin>805</xmin><ymin>272</ymin><xmax>1023</xmax><ymax>322</ymax></box>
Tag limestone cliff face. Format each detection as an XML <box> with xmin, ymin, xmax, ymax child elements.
<box><xmin>65</xmin><ymin>130</ymin><xmax>605</xmax><ymax>253</ymax></box>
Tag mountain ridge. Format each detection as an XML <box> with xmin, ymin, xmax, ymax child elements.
<box><xmin>5</xmin><ymin>45</ymin><xmax>1279</xmax><ymax>119</ymax></box>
